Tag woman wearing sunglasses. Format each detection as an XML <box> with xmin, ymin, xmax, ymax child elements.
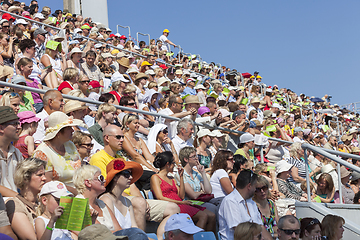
<box><xmin>300</xmin><ymin>218</ymin><xmax>322</xmax><ymax>240</ymax></box>
<box><xmin>253</xmin><ymin>176</ymin><xmax>279</xmax><ymax>238</ymax></box>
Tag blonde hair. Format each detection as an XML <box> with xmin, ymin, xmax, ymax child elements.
<box><xmin>96</xmin><ymin>103</ymin><xmax>116</xmax><ymax>120</ymax></box>
<box><xmin>14</xmin><ymin>158</ymin><xmax>46</xmax><ymax>190</ymax></box>
<box><xmin>0</xmin><ymin>92</ymin><xmax>20</xmax><ymax>107</ymax></box>
<box><xmin>73</xmin><ymin>165</ymin><xmax>101</xmax><ymax>194</ymax></box>
<box><xmin>234</xmin><ymin>222</ymin><xmax>262</xmax><ymax>240</ymax></box>
<box><xmin>148</xmin><ymin>82</ymin><xmax>158</xmax><ymax>89</ymax></box>
<box><xmin>36</xmin><ymin>194</ymin><xmax>50</xmax><ymax>216</ymax></box>
<box><xmin>122</xmin><ymin>113</ymin><xmax>139</xmax><ymax>130</ymax></box>
<box><xmin>154</xmin><ymin>67</ymin><xmax>163</xmax><ymax>76</ymax></box>
<box><xmin>123</xmin><ymin>84</ymin><xmax>136</xmax><ymax>95</ymax></box>
<box><xmin>63</xmin><ymin>67</ymin><xmax>79</xmax><ymax>81</ymax></box>
<box><xmin>112</xmin><ymin>80</ymin><xmax>122</xmax><ymax>91</ymax></box>
<box><xmin>289</xmin><ymin>142</ymin><xmax>302</xmax><ymax>158</ymax></box>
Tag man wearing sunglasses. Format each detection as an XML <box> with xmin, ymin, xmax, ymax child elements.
<box><xmin>218</xmin><ymin>170</ymin><xmax>273</xmax><ymax>240</ymax></box>
<box><xmin>277</xmin><ymin>215</ymin><xmax>301</xmax><ymax>240</ymax></box>
<box><xmin>0</xmin><ymin>106</ymin><xmax>23</xmax><ymax>198</ymax></box>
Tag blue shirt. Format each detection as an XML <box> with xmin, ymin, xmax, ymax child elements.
<box><xmin>182</xmin><ymin>86</ymin><xmax>196</xmax><ymax>96</ymax></box>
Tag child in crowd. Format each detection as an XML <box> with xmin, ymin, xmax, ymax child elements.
<box><xmin>15</xmin><ymin>111</ymin><xmax>40</xmax><ymax>158</ymax></box>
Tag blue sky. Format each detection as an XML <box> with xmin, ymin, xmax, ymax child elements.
<box><xmin>38</xmin><ymin>0</ymin><xmax>359</xmax><ymax>106</ymax></box>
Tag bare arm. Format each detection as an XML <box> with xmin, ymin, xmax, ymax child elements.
<box><xmin>24</xmin><ymin>135</ymin><xmax>35</xmax><ymax>157</ymax></box>
<box><xmin>290</xmin><ymin>167</ymin><xmax>306</xmax><ymax>183</ymax></box>
<box><xmin>140</xmin><ymin>138</ymin><xmax>155</xmax><ymax>163</ymax></box>
<box><xmin>150</xmin><ymin>175</ymin><xmax>184</xmax><ymax>204</ymax></box>
<box><xmin>219</xmin><ymin>177</ymin><xmax>234</xmax><ymax>195</ymax></box>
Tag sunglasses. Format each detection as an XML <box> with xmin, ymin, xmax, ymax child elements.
<box><xmin>120</xmin><ymin>170</ymin><xmax>132</xmax><ymax>178</ymax></box>
<box><xmin>9</xmin><ymin>92</ymin><xmax>20</xmax><ymax>98</ymax></box>
<box><xmin>162</xmin><ymin>129</ymin><xmax>168</xmax><ymax>134</ymax></box>
<box><xmin>109</xmin><ymin>135</ymin><xmax>124</xmax><ymax>140</ymax></box>
<box><xmin>97</xmin><ymin>174</ymin><xmax>105</xmax><ymax>183</ymax></box>
<box><xmin>127</xmin><ymin>102</ymin><xmax>136</xmax><ymax>106</ymax></box>
<box><xmin>255</xmin><ymin>185</ymin><xmax>269</xmax><ymax>192</ymax></box>
<box><xmin>279</xmin><ymin>228</ymin><xmax>301</xmax><ymax>235</ymax></box>
<box><xmin>81</xmin><ymin>143</ymin><xmax>94</xmax><ymax>148</ymax></box>
<box><xmin>227</xmin><ymin>157</ymin><xmax>234</xmax><ymax>161</ymax></box>
<box><xmin>4</xmin><ymin>121</ymin><xmax>20</xmax><ymax>127</ymax></box>
<box><xmin>80</xmin><ymin>80</ymin><xmax>90</xmax><ymax>83</ymax></box>
<box><xmin>305</xmin><ymin>218</ymin><xmax>320</xmax><ymax>229</ymax></box>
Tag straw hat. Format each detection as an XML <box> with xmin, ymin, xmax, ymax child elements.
<box><xmin>116</xmin><ymin>58</ymin><xmax>130</xmax><ymax>68</ymax></box>
<box><xmin>134</xmin><ymin>73</ymin><xmax>149</xmax><ymax>81</ymax></box>
<box><xmin>341</xmin><ymin>134</ymin><xmax>352</xmax><ymax>142</ymax></box>
<box><xmin>69</xmin><ymin>47</ymin><xmax>84</xmax><ymax>58</ymax></box>
<box><xmin>44</xmin><ymin>111</ymin><xmax>83</xmax><ymax>141</ymax></box>
<box><xmin>64</xmin><ymin>100</ymin><xmax>87</xmax><ymax>114</ymax></box>
<box><xmin>157</xmin><ymin>77</ymin><xmax>170</xmax><ymax>87</ymax></box>
<box><xmin>184</xmin><ymin>95</ymin><xmax>201</xmax><ymax>105</ymax></box>
<box><xmin>105</xmin><ymin>159</ymin><xmax>143</xmax><ymax>187</ymax></box>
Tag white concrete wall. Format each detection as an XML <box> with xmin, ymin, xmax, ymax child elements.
<box><xmin>80</xmin><ymin>0</ymin><xmax>109</xmax><ymax>27</ymax></box>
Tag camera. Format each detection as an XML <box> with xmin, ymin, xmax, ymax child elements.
<box><xmin>13</xmin><ymin>37</ymin><xmax>19</xmax><ymax>44</ymax></box>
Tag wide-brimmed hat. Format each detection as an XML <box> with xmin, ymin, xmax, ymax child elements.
<box><xmin>157</xmin><ymin>77</ymin><xmax>170</xmax><ymax>87</ymax></box>
<box><xmin>184</xmin><ymin>95</ymin><xmax>201</xmax><ymax>105</ymax></box>
<box><xmin>134</xmin><ymin>73</ymin><xmax>149</xmax><ymax>81</ymax></box>
<box><xmin>116</xmin><ymin>58</ymin><xmax>130</xmax><ymax>68</ymax></box>
<box><xmin>251</xmin><ymin>97</ymin><xmax>261</xmax><ymax>103</ymax></box>
<box><xmin>351</xmin><ymin>147</ymin><xmax>360</xmax><ymax>154</ymax></box>
<box><xmin>69</xmin><ymin>47</ymin><xmax>84</xmax><ymax>58</ymax></box>
<box><xmin>341</xmin><ymin>134</ymin><xmax>352</xmax><ymax>142</ymax></box>
<box><xmin>126</xmin><ymin>68</ymin><xmax>139</xmax><ymax>74</ymax></box>
<box><xmin>208</xmin><ymin>130</ymin><xmax>225</xmax><ymax>138</ymax></box>
<box><xmin>44</xmin><ymin>111</ymin><xmax>83</xmax><ymax>141</ymax></box>
<box><xmin>219</xmin><ymin>109</ymin><xmax>230</xmax><ymax>118</ymax></box>
<box><xmin>340</xmin><ymin>166</ymin><xmax>351</xmax><ymax>179</ymax></box>
<box><xmin>18</xmin><ymin>111</ymin><xmax>40</xmax><ymax>126</ymax></box>
<box><xmin>0</xmin><ymin>106</ymin><xmax>18</xmax><ymax>125</ymax></box>
<box><xmin>197</xmin><ymin>129</ymin><xmax>212</xmax><ymax>138</ymax></box>
<box><xmin>64</xmin><ymin>100</ymin><xmax>87</xmax><ymax>114</ymax></box>
<box><xmin>276</xmin><ymin>160</ymin><xmax>293</xmax><ymax>176</ymax></box>
<box><xmin>252</xmin><ymin>119</ymin><xmax>263</xmax><ymax>127</ymax></box>
<box><xmin>8</xmin><ymin>6</ymin><xmax>23</xmax><ymax>13</ymax></box>
<box><xmin>194</xmin><ymin>84</ymin><xmax>206</xmax><ymax>90</ymax></box>
<box><xmin>105</xmin><ymin>158</ymin><xmax>143</xmax><ymax>187</ymax></box>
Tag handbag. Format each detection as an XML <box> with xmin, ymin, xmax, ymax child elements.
<box><xmin>195</xmin><ymin>193</ymin><xmax>214</xmax><ymax>202</ymax></box>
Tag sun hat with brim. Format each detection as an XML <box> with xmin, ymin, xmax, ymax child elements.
<box><xmin>340</xmin><ymin>166</ymin><xmax>351</xmax><ymax>179</ymax></box>
<box><xmin>15</xmin><ymin>19</ymin><xmax>28</xmax><ymax>25</ymax></box>
<box><xmin>164</xmin><ymin>213</ymin><xmax>203</xmax><ymax>235</ymax></box>
<box><xmin>18</xmin><ymin>111</ymin><xmax>40</xmax><ymax>126</ymax></box>
<box><xmin>351</xmin><ymin>147</ymin><xmax>360</xmax><ymax>154</ymax></box>
<box><xmin>219</xmin><ymin>108</ymin><xmax>230</xmax><ymax>118</ymax></box>
<box><xmin>197</xmin><ymin>129</ymin><xmax>212</xmax><ymax>138</ymax></box>
<box><xmin>8</xmin><ymin>6</ymin><xmax>23</xmax><ymax>13</ymax></box>
<box><xmin>208</xmin><ymin>130</ymin><xmax>225</xmax><ymax>138</ymax></box>
<box><xmin>46</xmin><ymin>40</ymin><xmax>62</xmax><ymax>52</ymax></box>
<box><xmin>175</xmin><ymin>69</ymin><xmax>183</xmax><ymax>75</ymax></box>
<box><xmin>64</xmin><ymin>100</ymin><xmax>87</xmax><ymax>114</ymax></box>
<box><xmin>44</xmin><ymin>111</ymin><xmax>83</xmax><ymax>141</ymax></box>
<box><xmin>194</xmin><ymin>84</ymin><xmax>206</xmax><ymax>90</ymax></box>
<box><xmin>0</xmin><ymin>106</ymin><xmax>19</xmax><ymax>124</ymax></box>
<box><xmin>11</xmin><ymin>75</ymin><xmax>26</xmax><ymax>85</ymax></box>
<box><xmin>135</xmin><ymin>73</ymin><xmax>149</xmax><ymax>81</ymax></box>
<box><xmin>105</xmin><ymin>158</ymin><xmax>143</xmax><ymax>187</ymax></box>
<box><xmin>126</xmin><ymin>68</ymin><xmax>139</xmax><ymax>74</ymax></box>
<box><xmin>52</xmin><ymin>35</ymin><xmax>65</xmax><ymax>42</ymax></box>
<box><xmin>240</xmin><ymin>133</ymin><xmax>255</xmax><ymax>143</ymax></box>
<box><xmin>341</xmin><ymin>134</ymin><xmax>352</xmax><ymax>142</ymax></box>
<box><xmin>184</xmin><ymin>95</ymin><xmax>202</xmax><ymax>105</ymax></box>
<box><xmin>101</xmin><ymin>52</ymin><xmax>114</xmax><ymax>59</ymax></box>
<box><xmin>78</xmin><ymin>224</ymin><xmax>126</xmax><ymax>240</ymax></box>
<box><xmin>145</xmin><ymin>69</ymin><xmax>155</xmax><ymax>75</ymax></box>
<box><xmin>252</xmin><ymin>119</ymin><xmax>263</xmax><ymax>127</ymax></box>
<box><xmin>157</xmin><ymin>77</ymin><xmax>170</xmax><ymax>87</ymax></box>
<box><xmin>351</xmin><ymin>172</ymin><xmax>360</xmax><ymax>182</ymax></box>
<box><xmin>117</xmin><ymin>58</ymin><xmax>130</xmax><ymax>68</ymax></box>
<box><xmin>198</xmin><ymin>106</ymin><xmax>210</xmax><ymax>116</ymax></box>
<box><xmin>69</xmin><ymin>47</ymin><xmax>84</xmax><ymax>58</ymax></box>
<box><xmin>251</xmin><ymin>97</ymin><xmax>261</xmax><ymax>103</ymax></box>
<box><xmin>39</xmin><ymin>180</ymin><xmax>73</xmax><ymax>198</ymax></box>
<box><xmin>275</xmin><ymin>160</ymin><xmax>293</xmax><ymax>176</ymax></box>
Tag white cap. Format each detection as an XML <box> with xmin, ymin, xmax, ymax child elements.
<box><xmin>74</xmin><ymin>28</ymin><xmax>83</xmax><ymax>34</ymax></box>
<box><xmin>126</xmin><ymin>68</ymin><xmax>139</xmax><ymax>74</ymax></box>
<box><xmin>190</xmin><ymin>72</ymin><xmax>197</xmax><ymax>78</ymax></box>
<box><xmin>33</xmin><ymin>13</ymin><xmax>45</xmax><ymax>19</ymax></box>
<box><xmin>197</xmin><ymin>129</ymin><xmax>212</xmax><ymax>138</ymax></box>
<box><xmin>275</xmin><ymin>160</ymin><xmax>293</xmax><ymax>176</ymax></box>
<box><xmin>164</xmin><ymin>213</ymin><xmax>203</xmax><ymax>234</ymax></box>
<box><xmin>39</xmin><ymin>181</ymin><xmax>73</xmax><ymax>198</ymax></box>
<box><xmin>209</xmin><ymin>130</ymin><xmax>225</xmax><ymax>138</ymax></box>
<box><xmin>194</xmin><ymin>84</ymin><xmax>206</xmax><ymax>90</ymax></box>
<box><xmin>111</xmin><ymin>72</ymin><xmax>130</xmax><ymax>83</ymax></box>
<box><xmin>239</xmin><ymin>133</ymin><xmax>255</xmax><ymax>143</ymax></box>
<box><xmin>228</xmin><ymin>86</ymin><xmax>238</xmax><ymax>91</ymax></box>
<box><xmin>15</xmin><ymin>19</ymin><xmax>28</xmax><ymax>25</ymax></box>
<box><xmin>94</xmin><ymin>43</ymin><xmax>103</xmax><ymax>49</ymax></box>
<box><xmin>145</xmin><ymin>69</ymin><xmax>155</xmax><ymax>75</ymax></box>
<box><xmin>272</xmin><ymin>103</ymin><xmax>281</xmax><ymax>109</ymax></box>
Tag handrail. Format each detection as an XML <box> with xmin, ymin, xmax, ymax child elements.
<box><xmin>0</xmin><ymin>9</ymin><xmax>218</xmax><ymax>82</ymax></box>
<box><xmin>136</xmin><ymin>32</ymin><xmax>150</xmax><ymax>46</ymax></box>
<box><xmin>116</xmin><ymin>25</ymin><xmax>131</xmax><ymax>39</ymax></box>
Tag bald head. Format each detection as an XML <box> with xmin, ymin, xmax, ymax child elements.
<box><xmin>103</xmin><ymin>124</ymin><xmax>121</xmax><ymax>137</ymax></box>
<box><xmin>43</xmin><ymin>90</ymin><xmax>64</xmax><ymax>113</ymax></box>
<box><xmin>43</xmin><ymin>90</ymin><xmax>61</xmax><ymax>107</ymax></box>
<box><xmin>103</xmin><ymin>124</ymin><xmax>124</xmax><ymax>151</ymax></box>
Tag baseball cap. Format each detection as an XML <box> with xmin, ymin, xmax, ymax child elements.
<box><xmin>0</xmin><ymin>106</ymin><xmax>19</xmax><ymax>125</ymax></box>
<box><xmin>33</xmin><ymin>28</ymin><xmax>47</xmax><ymax>38</ymax></box>
<box><xmin>232</xmin><ymin>110</ymin><xmax>245</xmax><ymax>120</ymax></box>
<box><xmin>294</xmin><ymin>127</ymin><xmax>303</xmax><ymax>133</ymax></box>
<box><xmin>39</xmin><ymin>181</ymin><xmax>73</xmax><ymax>198</ymax></box>
<box><xmin>89</xmin><ymin>80</ymin><xmax>103</xmax><ymax>89</ymax></box>
<box><xmin>11</xmin><ymin>75</ymin><xmax>26</xmax><ymax>85</ymax></box>
<box><xmin>164</xmin><ymin>213</ymin><xmax>203</xmax><ymax>234</ymax></box>
<box><xmin>163</xmin><ymin>29</ymin><xmax>170</xmax><ymax>33</ymax></box>
<box><xmin>240</xmin><ymin>133</ymin><xmax>255</xmax><ymax>143</ymax></box>
<box><xmin>198</xmin><ymin>106</ymin><xmax>210</xmax><ymax>116</ymax></box>
<box><xmin>33</xmin><ymin>13</ymin><xmax>45</xmax><ymax>19</ymax></box>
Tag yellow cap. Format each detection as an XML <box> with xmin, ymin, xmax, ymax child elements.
<box><xmin>141</xmin><ymin>61</ymin><xmax>152</xmax><ymax>67</ymax></box>
<box><xmin>163</xmin><ymin>29</ymin><xmax>170</xmax><ymax>33</ymax></box>
<box><xmin>256</xmin><ymin>75</ymin><xmax>262</xmax><ymax>79</ymax></box>
<box><xmin>111</xmin><ymin>49</ymin><xmax>119</xmax><ymax>55</ymax></box>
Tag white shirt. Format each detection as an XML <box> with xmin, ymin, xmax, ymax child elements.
<box><xmin>172</xmin><ymin>135</ymin><xmax>193</xmax><ymax>155</ymax></box>
<box><xmin>246</xmin><ymin>106</ymin><xmax>264</xmax><ymax>123</ymax></box>
<box><xmin>0</xmin><ymin>145</ymin><xmax>23</xmax><ymax>192</ymax></box>
<box><xmin>159</xmin><ymin>34</ymin><xmax>170</xmax><ymax>52</ymax></box>
<box><xmin>218</xmin><ymin>189</ymin><xmax>262</xmax><ymax>240</ymax></box>
<box><xmin>157</xmin><ymin>108</ymin><xmax>177</xmax><ymax>139</ymax></box>
<box><xmin>210</xmin><ymin>169</ymin><xmax>233</xmax><ymax>198</ymax></box>
<box><xmin>33</xmin><ymin>109</ymin><xmax>49</xmax><ymax>143</ymax></box>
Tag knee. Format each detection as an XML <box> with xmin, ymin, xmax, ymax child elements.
<box><xmin>166</xmin><ymin>202</ymin><xmax>180</xmax><ymax>215</ymax></box>
<box><xmin>131</xmin><ymin>197</ymin><xmax>146</xmax><ymax>213</ymax></box>
<box><xmin>207</xmin><ymin>210</ymin><xmax>216</xmax><ymax>220</ymax></box>
<box><xmin>198</xmin><ymin>210</ymin><xmax>208</xmax><ymax>221</ymax></box>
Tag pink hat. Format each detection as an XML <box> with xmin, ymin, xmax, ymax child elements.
<box><xmin>198</xmin><ymin>106</ymin><xmax>210</xmax><ymax>116</ymax></box>
<box><xmin>18</xmin><ymin>111</ymin><xmax>40</xmax><ymax>126</ymax></box>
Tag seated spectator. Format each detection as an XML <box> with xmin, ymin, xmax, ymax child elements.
<box><xmin>122</xmin><ymin>114</ymin><xmax>157</xmax><ymax>172</ymax></box>
<box><xmin>142</xmin><ymin>89</ymin><xmax>162</xmax><ymax>113</ymax></box>
<box><xmin>163</xmin><ymin>213</ymin><xmax>203</xmax><ymax>240</ymax></box>
<box><xmin>194</xmin><ymin>129</ymin><xmax>213</xmax><ymax>171</ymax></box>
<box><xmin>40</xmin><ymin>40</ymin><xmax>67</xmax><ymax>88</ymax></box>
<box><xmin>253</xmin><ymin>176</ymin><xmax>279</xmax><ymax>236</ymax></box>
<box><xmin>15</xmin><ymin>111</ymin><xmax>40</xmax><ymax>158</ymax></box>
<box><xmin>210</xmin><ymin>150</ymin><xmax>234</xmax><ymax>201</ymax></box>
<box><xmin>292</xmin><ymin>127</ymin><xmax>305</xmax><ymax>143</ymax></box>
<box><xmin>340</xmin><ymin>166</ymin><xmax>355</xmax><ymax>204</ymax></box>
<box><xmin>229</xmin><ymin>154</ymin><xmax>249</xmax><ymax>186</ymax></box>
<box><xmin>0</xmin><ymin>33</ymin><xmax>17</xmax><ymax>70</ymax></box>
<box><xmin>235</xmin><ymin>133</ymin><xmax>256</xmax><ymax>169</ymax></box>
<box><xmin>0</xmin><ymin>106</ymin><xmax>24</xmax><ymax>197</ymax></box>
<box><xmin>0</xmin><ymin>92</ymin><xmax>21</xmax><ymax>114</ymax></box>
<box><xmin>0</xmin><ymin>193</ymin><xmax>17</xmax><ymax>239</ymax></box>
<box><xmin>88</xmin><ymin>103</ymin><xmax>117</xmax><ymax>146</ymax></box>
<box><xmin>265</xmin><ymin>124</ymin><xmax>292</xmax><ymax>164</ymax></box>
<box><xmin>275</xmin><ymin>160</ymin><xmax>307</xmax><ymax>201</ymax></box>
<box><xmin>286</xmin><ymin>142</ymin><xmax>310</xmax><ymax>187</ymax></box>
<box><xmin>172</xmin><ymin>118</ymin><xmax>195</xmax><ymax>155</ymax></box>
<box><xmin>151</xmin><ymin>152</ymin><xmax>214</xmax><ymax>231</ymax></box>
<box><xmin>321</xmin><ymin>214</ymin><xmax>345</xmax><ymax>240</ymax></box>
<box><xmin>10</xmin><ymin>75</ymin><xmax>36</xmax><ymax>113</ymax></box>
<box><xmin>277</xmin><ymin>215</ymin><xmax>301</xmax><ymax>240</ymax></box>
<box><xmin>177</xmin><ymin>147</ymin><xmax>217</xmax><ymax>215</ymax></box>
<box><xmin>300</xmin><ymin>218</ymin><xmax>322</xmax><ymax>240</ymax></box>
<box><xmin>350</xmin><ymin>171</ymin><xmax>360</xmax><ymax>194</ymax></box>
<box><xmin>81</xmin><ymin>50</ymin><xmax>104</xmax><ymax>86</ymax></box>
<box><xmin>33</xmin><ymin>111</ymin><xmax>82</xmax><ymax>187</ymax></box>
<box><xmin>6</xmin><ymin>158</ymin><xmax>47</xmax><ymax>240</ymax></box>
<box><xmin>315</xmin><ymin>173</ymin><xmax>335</xmax><ymax>203</ymax></box>
<box><xmin>66</xmin><ymin>47</ymin><xmax>84</xmax><ymax>74</ymax></box>
<box><xmin>72</xmin><ymin>131</ymin><xmax>94</xmax><ymax>162</ymax></box>
<box><xmin>218</xmin><ymin>170</ymin><xmax>272</xmax><ymax>240</ymax></box>
<box><xmin>34</xmin><ymin>181</ymin><xmax>75</xmax><ymax>240</ymax></box>
<box><xmin>73</xmin><ymin>165</ymin><xmax>148</xmax><ymax>240</ymax></box>
<box><xmin>234</xmin><ymin>222</ymin><xmax>263</xmax><ymax>240</ymax></box>
<box><xmin>208</xmin><ymin>130</ymin><xmax>225</xmax><ymax>159</ymax></box>
<box><xmin>58</xmin><ymin>67</ymin><xmax>80</xmax><ymax>94</ymax></box>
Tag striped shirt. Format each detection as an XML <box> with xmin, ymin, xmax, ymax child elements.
<box><xmin>286</xmin><ymin>157</ymin><xmax>307</xmax><ymax>185</ymax></box>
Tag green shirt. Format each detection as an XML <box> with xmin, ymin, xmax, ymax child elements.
<box><xmin>88</xmin><ymin>122</ymin><xmax>104</xmax><ymax>146</ymax></box>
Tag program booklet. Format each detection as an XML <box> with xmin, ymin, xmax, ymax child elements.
<box><xmin>55</xmin><ymin>196</ymin><xmax>92</xmax><ymax>231</ymax></box>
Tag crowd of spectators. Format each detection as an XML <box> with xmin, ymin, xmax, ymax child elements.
<box><xmin>0</xmin><ymin>1</ymin><xmax>358</xmax><ymax>240</ymax></box>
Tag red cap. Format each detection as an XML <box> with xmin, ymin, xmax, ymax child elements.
<box><xmin>109</xmin><ymin>34</ymin><xmax>115</xmax><ymax>38</ymax></box>
<box><xmin>120</xmin><ymin>35</ymin><xmax>127</xmax><ymax>39</ymax></box>
<box><xmin>89</xmin><ymin>80</ymin><xmax>103</xmax><ymax>88</ymax></box>
<box><xmin>2</xmin><ymin>13</ymin><xmax>15</xmax><ymax>21</ymax></box>
<box><xmin>159</xmin><ymin>64</ymin><xmax>168</xmax><ymax>70</ymax></box>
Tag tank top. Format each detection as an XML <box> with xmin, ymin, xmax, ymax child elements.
<box><xmin>26</xmin><ymin>79</ymin><xmax>42</xmax><ymax>104</ymax></box>
<box><xmin>36</xmin><ymin>216</ymin><xmax>73</xmax><ymax>240</ymax></box>
<box><xmin>113</xmin><ymin>198</ymin><xmax>132</xmax><ymax>229</ymax></box>
<box><xmin>14</xmin><ymin>135</ymin><xmax>29</xmax><ymax>158</ymax></box>
<box><xmin>40</xmin><ymin>54</ymin><xmax>63</xmax><ymax>77</ymax></box>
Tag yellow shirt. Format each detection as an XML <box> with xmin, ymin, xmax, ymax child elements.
<box><xmin>90</xmin><ymin>149</ymin><xmax>120</xmax><ymax>178</ymax></box>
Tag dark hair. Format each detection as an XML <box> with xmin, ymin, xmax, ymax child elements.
<box><xmin>218</xmin><ymin>100</ymin><xmax>226</xmax><ymax>107</ymax></box>
<box><xmin>105</xmin><ymin>172</ymin><xmax>121</xmax><ymax>195</ymax></box>
<box><xmin>18</xmin><ymin>39</ymin><xmax>36</xmax><ymax>53</ymax></box>
<box><xmin>300</xmin><ymin>218</ymin><xmax>322</xmax><ymax>238</ymax></box>
<box><xmin>85</xmin><ymin>50</ymin><xmax>96</xmax><ymax>58</ymax></box>
<box><xmin>236</xmin><ymin>170</ymin><xmax>259</xmax><ymax>189</ymax></box>
<box><xmin>230</xmin><ymin>155</ymin><xmax>247</xmax><ymax>174</ymax></box>
<box><xmin>210</xmin><ymin>150</ymin><xmax>233</xmax><ymax>175</ymax></box>
<box><xmin>29</xmin><ymin>4</ymin><xmax>38</xmax><ymax>15</ymax></box>
<box><xmin>354</xmin><ymin>191</ymin><xmax>360</xmax><ymax>204</ymax></box>
<box><xmin>228</xmin><ymin>102</ymin><xmax>239</xmax><ymax>112</ymax></box>
<box><xmin>168</xmin><ymin>94</ymin><xmax>180</xmax><ymax>108</ymax></box>
<box><xmin>206</xmin><ymin>97</ymin><xmax>216</xmax><ymax>104</ymax></box>
<box><xmin>153</xmin><ymin>151</ymin><xmax>174</xmax><ymax>169</ymax></box>
<box><xmin>99</xmin><ymin>93</ymin><xmax>115</xmax><ymax>103</ymax></box>
<box><xmin>119</xmin><ymin>96</ymin><xmax>134</xmax><ymax>106</ymax></box>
